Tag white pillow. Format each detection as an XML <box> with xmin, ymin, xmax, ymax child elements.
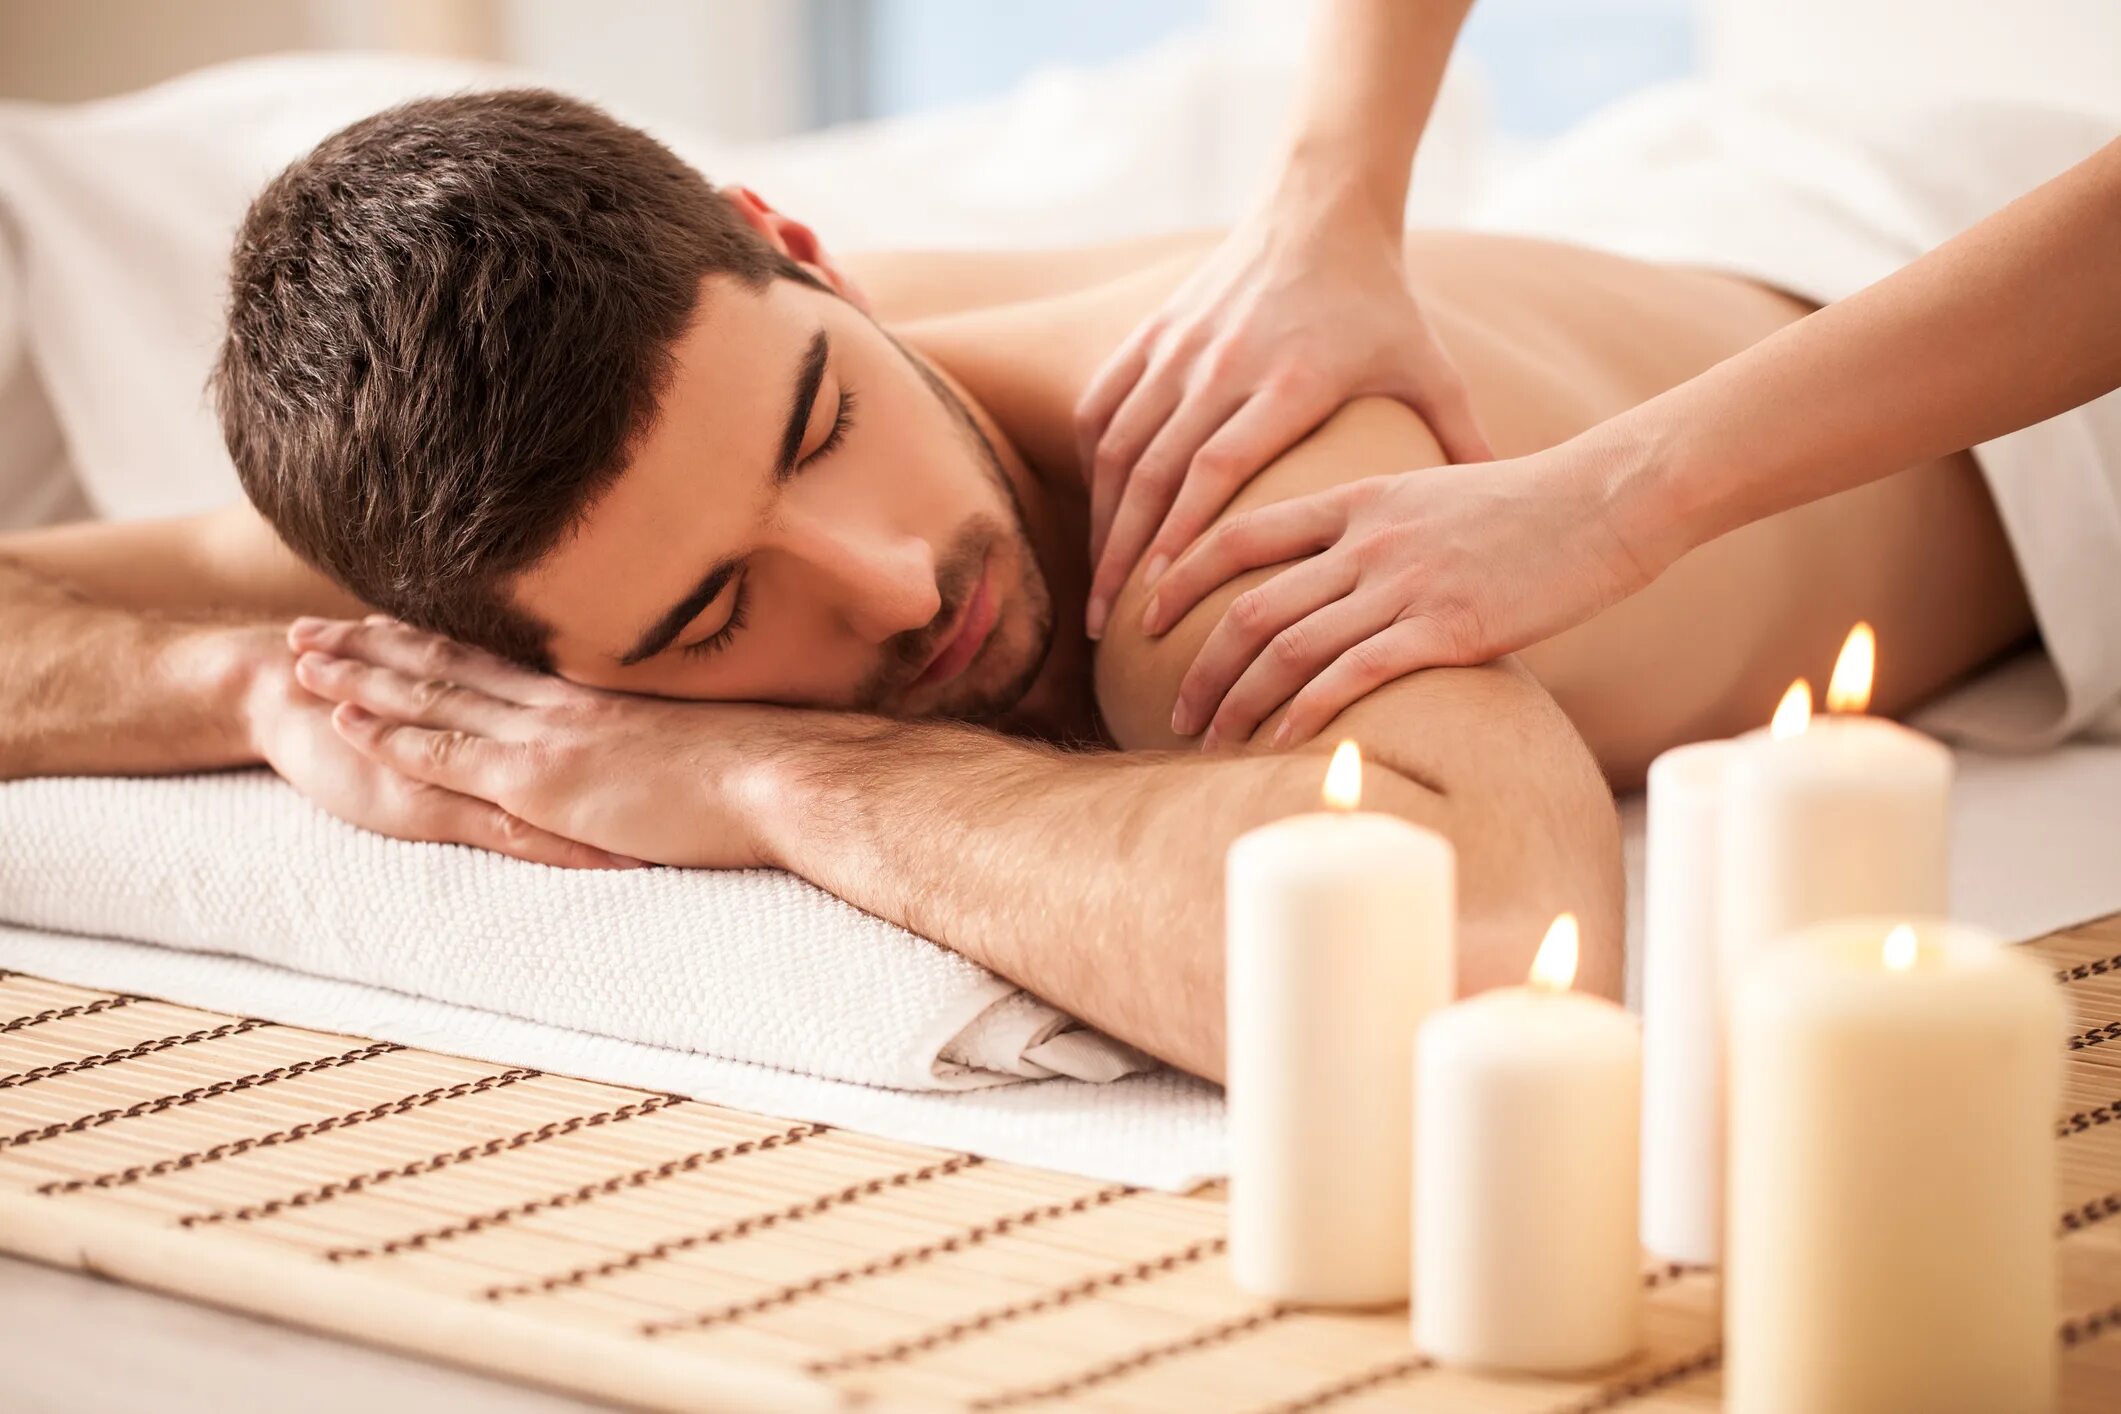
<box><xmin>0</xmin><ymin>203</ymin><xmax>84</xmax><ymax>531</ymax></box>
<box><xmin>0</xmin><ymin>54</ymin><xmax>544</xmax><ymax>523</ymax></box>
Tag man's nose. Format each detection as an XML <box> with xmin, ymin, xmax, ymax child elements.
<box><xmin>792</xmin><ymin>517</ymin><xmax>942</xmax><ymax>643</ymax></box>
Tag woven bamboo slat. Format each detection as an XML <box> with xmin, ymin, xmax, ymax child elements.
<box><xmin>4</xmin><ymin>913</ymin><xmax>2120</xmax><ymax>1412</ymax></box>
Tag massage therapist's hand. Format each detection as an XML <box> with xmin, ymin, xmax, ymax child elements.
<box><xmin>1150</xmin><ymin>443</ymin><xmax>1658</xmax><ymax>751</ymax></box>
<box><xmin>239</xmin><ymin>628</ymin><xmax>635</xmax><ymax>871</ymax></box>
<box><xmin>1076</xmin><ymin>195</ymin><xmax>1493</xmax><ymax>641</ymax></box>
<box><xmin>284</xmin><ymin>615</ymin><xmax>779</xmax><ymax>870</ymax></box>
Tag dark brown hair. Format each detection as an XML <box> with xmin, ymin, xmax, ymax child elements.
<box><xmin>212</xmin><ymin>87</ymin><xmax>817</xmax><ymax>667</ymax></box>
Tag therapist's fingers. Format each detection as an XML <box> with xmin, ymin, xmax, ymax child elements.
<box><xmin>294</xmin><ymin>650</ymin><xmax>510</xmax><ymax>736</ymax></box>
<box><xmin>287</xmin><ymin>615</ymin><xmax>567</xmax><ymax>706</ymax></box>
<box><xmin>1270</xmin><ymin>615</ymin><xmax>1459</xmax><ymax>749</ymax></box>
<box><xmin>1168</xmin><ymin>551</ymin><xmax>1356</xmax><ymax>738</ymax></box>
<box><xmin>1086</xmin><ymin>343</ymin><xmax>1197</xmax><ymax>575</ymax></box>
<box><xmin>1200</xmin><ymin>589</ymin><xmax>1394</xmax><ymax>751</ymax></box>
<box><xmin>1077</xmin><ymin>337</ymin><xmax>1157</xmax><ymax>587</ymax></box>
<box><xmin>1085</xmin><ymin>381</ymin><xmax>1247</xmax><ymax>639</ymax></box>
<box><xmin>1074</xmin><ymin>330</ymin><xmax>1150</xmax><ymax>483</ymax></box>
<box><xmin>1143</xmin><ymin>485</ymin><xmax>1355</xmax><ymax>637</ymax></box>
<box><xmin>1133</xmin><ymin>377</ymin><xmax>1339</xmax><ymax>604</ymax></box>
<box><xmin>1392</xmin><ymin>336</ymin><xmax>1495</xmax><ymax>465</ymax></box>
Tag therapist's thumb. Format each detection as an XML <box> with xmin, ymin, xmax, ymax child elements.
<box><xmin>1397</xmin><ymin>345</ymin><xmax>1495</xmax><ymax>465</ymax></box>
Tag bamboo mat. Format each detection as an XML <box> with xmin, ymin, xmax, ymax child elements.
<box><xmin>4</xmin><ymin>918</ymin><xmax>2120</xmax><ymax>1413</ymax></box>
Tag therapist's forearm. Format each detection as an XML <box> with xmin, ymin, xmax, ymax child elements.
<box><xmin>1607</xmin><ymin>136</ymin><xmax>2121</xmax><ymax>569</ymax></box>
<box><xmin>1279</xmin><ymin>0</ymin><xmax>1476</xmax><ymax>230</ymax></box>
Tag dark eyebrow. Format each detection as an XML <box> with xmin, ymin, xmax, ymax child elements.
<box><xmin>616</xmin><ymin>327</ymin><xmax>830</xmax><ymax>667</ymax></box>
<box><xmin>774</xmin><ymin>328</ymin><xmax>831</xmax><ymax>479</ymax></box>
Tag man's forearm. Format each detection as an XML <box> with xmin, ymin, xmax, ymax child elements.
<box><xmin>0</xmin><ymin>555</ymin><xmax>272</xmax><ymax>779</ymax></box>
<box><xmin>746</xmin><ymin>713</ymin><xmax>1451</xmax><ymax>1083</ymax></box>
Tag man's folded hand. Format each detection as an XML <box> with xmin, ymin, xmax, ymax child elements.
<box><xmin>284</xmin><ymin>615</ymin><xmax>785</xmax><ymax>871</ymax></box>
<box><xmin>234</xmin><ymin>624</ymin><xmax>636</xmax><ymax>871</ymax></box>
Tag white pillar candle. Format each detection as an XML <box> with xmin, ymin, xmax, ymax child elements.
<box><xmin>1728</xmin><ymin>918</ymin><xmax>2064</xmax><ymax>1414</ymax></box>
<box><xmin>1225</xmin><ymin>740</ymin><xmax>1455</xmax><ymax>1307</ymax></box>
<box><xmin>1414</xmin><ymin>915</ymin><xmax>1642</xmax><ymax>1372</ymax></box>
<box><xmin>1639</xmin><ymin>738</ymin><xmax>1738</xmax><ymax>1267</ymax></box>
<box><xmin>1718</xmin><ymin>633</ymin><xmax>1953</xmax><ymax>973</ymax></box>
<box><xmin>1641</xmin><ymin>627</ymin><xmax>1951</xmax><ymax>1268</ymax></box>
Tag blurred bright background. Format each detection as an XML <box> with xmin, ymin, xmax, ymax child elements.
<box><xmin>0</xmin><ymin>0</ymin><xmax>2112</xmax><ymax>270</ymax></box>
<box><xmin>0</xmin><ymin>0</ymin><xmax>1705</xmax><ymax>139</ymax></box>
<box><xmin>3</xmin><ymin>1</ymin><xmax>2113</xmax><ymax>150</ymax></box>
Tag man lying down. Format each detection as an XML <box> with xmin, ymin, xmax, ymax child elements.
<box><xmin>0</xmin><ymin>91</ymin><xmax>2039</xmax><ymax>1084</ymax></box>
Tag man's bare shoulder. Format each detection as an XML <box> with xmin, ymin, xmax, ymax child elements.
<box><xmin>1090</xmin><ymin>396</ymin><xmax>1453</xmax><ymax>754</ymax></box>
<box><xmin>1089</xmin><ymin>394</ymin><xmax>1621</xmax><ymax>994</ymax></box>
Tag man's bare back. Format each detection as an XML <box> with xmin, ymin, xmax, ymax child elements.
<box><xmin>870</xmin><ymin>227</ymin><xmax>2033</xmax><ymax>788</ymax></box>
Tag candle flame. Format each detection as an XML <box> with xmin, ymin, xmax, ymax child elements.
<box><xmin>1827</xmin><ymin>622</ymin><xmax>1877</xmax><ymax>714</ymax></box>
<box><xmin>1528</xmin><ymin>913</ymin><xmax>1580</xmax><ymax>993</ymax></box>
<box><xmin>1883</xmin><ymin>923</ymin><xmax>1919</xmax><ymax>971</ymax></box>
<box><xmin>1322</xmin><ymin>740</ymin><xmax>1363</xmax><ymax>811</ymax></box>
<box><xmin>1770</xmin><ymin>679</ymin><xmax>1814</xmax><ymax>740</ymax></box>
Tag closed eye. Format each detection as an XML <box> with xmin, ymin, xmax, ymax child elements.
<box><xmin>803</xmin><ymin>382</ymin><xmax>857</xmax><ymax>468</ymax></box>
<box><xmin>677</xmin><ymin>381</ymin><xmax>858</xmax><ymax>660</ymax></box>
<box><xmin>678</xmin><ymin>575</ymin><xmax>748</xmax><ymax>659</ymax></box>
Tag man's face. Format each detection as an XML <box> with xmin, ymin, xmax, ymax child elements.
<box><xmin>512</xmin><ymin>274</ymin><xmax>1053</xmax><ymax>724</ymax></box>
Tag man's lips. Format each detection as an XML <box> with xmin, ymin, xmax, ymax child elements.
<box><xmin>911</xmin><ymin>551</ymin><xmax>996</xmax><ymax>692</ymax></box>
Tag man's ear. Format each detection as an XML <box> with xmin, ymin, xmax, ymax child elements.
<box><xmin>722</xmin><ymin>185</ymin><xmax>871</xmax><ymax>314</ymax></box>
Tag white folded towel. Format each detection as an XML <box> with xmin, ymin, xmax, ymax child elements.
<box><xmin>0</xmin><ymin>771</ymin><xmax>1156</xmax><ymax>1091</ymax></box>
